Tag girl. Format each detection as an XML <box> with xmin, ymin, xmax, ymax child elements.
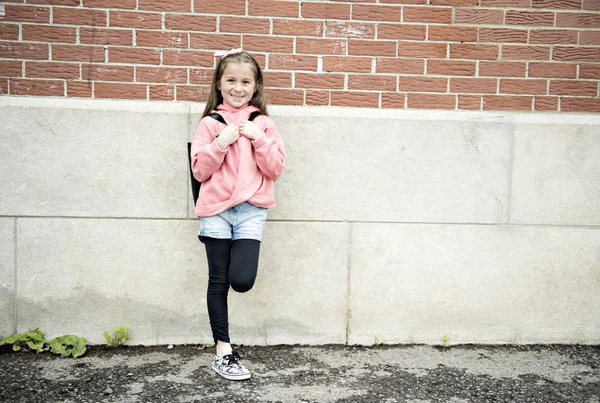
<box><xmin>190</xmin><ymin>49</ymin><xmax>286</xmax><ymax>381</ymax></box>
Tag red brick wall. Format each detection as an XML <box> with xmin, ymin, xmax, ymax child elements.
<box><xmin>1</xmin><ymin>0</ymin><xmax>599</xmax><ymax>112</ymax></box>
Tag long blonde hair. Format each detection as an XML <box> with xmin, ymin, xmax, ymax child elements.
<box><xmin>202</xmin><ymin>51</ymin><xmax>269</xmax><ymax>118</ymax></box>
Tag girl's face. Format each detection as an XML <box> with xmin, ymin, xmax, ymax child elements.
<box><xmin>218</xmin><ymin>62</ymin><xmax>256</xmax><ymax>108</ymax></box>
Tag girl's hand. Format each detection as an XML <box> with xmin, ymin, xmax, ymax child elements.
<box><xmin>217</xmin><ymin>124</ymin><xmax>239</xmax><ymax>150</ymax></box>
<box><xmin>239</xmin><ymin>120</ymin><xmax>265</xmax><ymax>141</ymax></box>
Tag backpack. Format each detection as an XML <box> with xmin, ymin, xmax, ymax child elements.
<box><xmin>187</xmin><ymin>111</ymin><xmax>261</xmax><ymax>206</ymax></box>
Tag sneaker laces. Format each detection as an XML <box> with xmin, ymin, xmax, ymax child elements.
<box><xmin>222</xmin><ymin>350</ymin><xmax>244</xmax><ymax>367</ymax></box>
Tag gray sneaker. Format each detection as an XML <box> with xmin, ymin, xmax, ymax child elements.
<box><xmin>212</xmin><ymin>350</ymin><xmax>251</xmax><ymax>381</ymax></box>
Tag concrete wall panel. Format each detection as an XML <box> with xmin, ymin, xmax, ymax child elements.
<box><xmin>349</xmin><ymin>223</ymin><xmax>600</xmax><ymax>345</ymax></box>
<box><xmin>511</xmin><ymin>125</ymin><xmax>600</xmax><ymax>225</ymax></box>
<box><xmin>0</xmin><ymin>218</ymin><xmax>15</xmax><ymax>337</ymax></box>
<box><xmin>0</xmin><ymin>100</ymin><xmax>190</xmax><ymax>218</ymax></box>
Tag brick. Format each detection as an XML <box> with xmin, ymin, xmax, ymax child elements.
<box><xmin>398</xmin><ymin>42</ymin><xmax>447</xmax><ymax>58</ymax></box>
<box><xmin>0</xmin><ymin>60</ymin><xmax>22</xmax><ymax>76</ymax></box>
<box><xmin>136</xmin><ymin>31</ymin><xmax>188</xmax><ymax>48</ymax></box>
<box><xmin>67</xmin><ymin>80</ymin><xmax>92</xmax><ymax>97</ymax></box>
<box><xmin>499</xmin><ymin>78</ymin><xmax>548</xmax><ymax>94</ymax></box>
<box><xmin>11</xmin><ymin>78</ymin><xmax>64</xmax><ymax>96</ymax></box>
<box><xmin>295</xmin><ymin>73</ymin><xmax>344</xmax><ymax>89</ymax></box>
<box><xmin>138</xmin><ymin>0</ymin><xmax>190</xmax><ymax>12</ymax></box>
<box><xmin>458</xmin><ymin>94</ymin><xmax>481</xmax><ymax>109</ymax></box>
<box><xmin>348</xmin><ymin>74</ymin><xmax>397</xmax><ymax>91</ymax></box>
<box><xmin>274</xmin><ymin>19</ymin><xmax>323</xmax><ymax>37</ymax></box>
<box><xmin>25</xmin><ymin>61</ymin><xmax>79</xmax><ymax>79</ymax></box>
<box><xmin>262</xmin><ymin>71</ymin><xmax>292</xmax><ymax>88</ymax></box>
<box><xmin>190</xmin><ymin>34</ymin><xmax>240</xmax><ymax>51</ymax></box>
<box><xmin>481</xmin><ymin>0</ymin><xmax>529</xmax><ymax>5</ymax></box>
<box><xmin>455</xmin><ymin>9</ymin><xmax>504</xmax><ymax>24</ymax></box>
<box><xmin>326</xmin><ymin>21</ymin><xmax>374</xmax><ymax>39</ymax></box>
<box><xmin>269</xmin><ymin>54</ymin><xmax>318</xmax><ymax>71</ymax></box>
<box><xmin>529</xmin><ymin>62</ymin><xmax>577</xmax><ymax>78</ymax></box>
<box><xmin>301</xmin><ymin>2</ymin><xmax>350</xmax><ymax>19</ymax></box>
<box><xmin>427</xmin><ymin>59</ymin><xmax>476</xmax><ymax>76</ymax></box>
<box><xmin>109</xmin><ymin>11</ymin><xmax>162</xmax><ymax>29</ymax></box>
<box><xmin>553</xmin><ymin>46</ymin><xmax>600</xmax><ymax>61</ymax></box>
<box><xmin>429</xmin><ymin>26</ymin><xmax>477</xmax><ymax>42</ymax></box>
<box><xmin>376</xmin><ymin>57</ymin><xmax>424</xmax><ymax>74</ymax></box>
<box><xmin>306</xmin><ymin>90</ymin><xmax>329</xmax><ymax>106</ymax></box>
<box><xmin>0</xmin><ymin>78</ymin><xmax>7</xmax><ymax>94</ymax></box>
<box><xmin>583</xmin><ymin>0</ymin><xmax>600</xmax><ymax>9</ymax></box>
<box><xmin>21</xmin><ymin>25</ymin><xmax>76</xmax><ymax>43</ymax></box>
<box><xmin>220</xmin><ymin>17</ymin><xmax>270</xmax><ymax>34</ymax></box>
<box><xmin>450</xmin><ymin>44</ymin><xmax>498</xmax><ymax>60</ymax></box>
<box><xmin>79</xmin><ymin>27</ymin><xmax>132</xmax><ymax>45</ymax></box>
<box><xmin>331</xmin><ymin>91</ymin><xmax>379</xmax><ymax>107</ymax></box>
<box><xmin>28</xmin><ymin>0</ymin><xmax>80</xmax><ymax>5</ymax></box>
<box><xmin>0</xmin><ymin>23</ymin><xmax>19</xmax><ymax>40</ymax></box>
<box><xmin>534</xmin><ymin>96</ymin><xmax>559</xmax><ymax>111</ymax></box>
<box><xmin>189</xmin><ymin>68</ymin><xmax>213</xmax><ymax>85</ymax></box>
<box><xmin>136</xmin><ymin>66</ymin><xmax>187</xmax><ymax>83</ymax></box>
<box><xmin>267</xmin><ymin>88</ymin><xmax>304</xmax><ymax>105</ymax></box>
<box><xmin>529</xmin><ymin>29</ymin><xmax>578</xmax><ymax>44</ymax></box>
<box><xmin>484</xmin><ymin>95</ymin><xmax>533</xmax><ymax>110</ymax></box>
<box><xmin>501</xmin><ymin>45</ymin><xmax>550</xmax><ymax>61</ymax></box>
<box><xmin>580</xmin><ymin>64</ymin><xmax>600</xmax><ymax>78</ymax></box>
<box><xmin>349</xmin><ymin>39</ymin><xmax>395</xmax><ymax>56</ymax></box>
<box><xmin>562</xmin><ymin>97</ymin><xmax>600</xmax><ymax>112</ymax></box>
<box><xmin>249</xmin><ymin>0</ymin><xmax>298</xmax><ymax>17</ymax></box>
<box><xmin>378</xmin><ymin>23</ymin><xmax>425</xmax><ymax>41</ymax></box>
<box><xmin>176</xmin><ymin>84</ymin><xmax>210</xmax><ymax>101</ymax></box>
<box><xmin>400</xmin><ymin>76</ymin><xmax>447</xmax><ymax>92</ymax></box>
<box><xmin>194</xmin><ymin>0</ymin><xmax>244</xmax><ymax>15</ymax></box>
<box><xmin>162</xmin><ymin>49</ymin><xmax>213</xmax><ymax>67</ymax></box>
<box><xmin>244</xmin><ymin>36</ymin><xmax>294</xmax><ymax>53</ymax></box>
<box><xmin>83</xmin><ymin>0</ymin><xmax>136</xmax><ymax>8</ymax></box>
<box><xmin>95</xmin><ymin>82</ymin><xmax>147</xmax><ymax>99</ymax></box>
<box><xmin>532</xmin><ymin>0</ymin><xmax>582</xmax><ymax>8</ymax></box>
<box><xmin>479</xmin><ymin>61</ymin><xmax>526</xmax><ymax>77</ymax></box>
<box><xmin>451</xmin><ymin>77</ymin><xmax>497</xmax><ymax>93</ymax></box>
<box><xmin>165</xmin><ymin>14</ymin><xmax>216</xmax><ymax>32</ymax></box>
<box><xmin>431</xmin><ymin>0</ymin><xmax>477</xmax><ymax>4</ymax></box>
<box><xmin>556</xmin><ymin>12</ymin><xmax>600</xmax><ymax>27</ymax></box>
<box><xmin>0</xmin><ymin>41</ymin><xmax>48</xmax><ymax>59</ymax></box>
<box><xmin>478</xmin><ymin>28</ymin><xmax>528</xmax><ymax>43</ymax></box>
<box><xmin>403</xmin><ymin>6</ymin><xmax>452</xmax><ymax>23</ymax></box>
<box><xmin>82</xmin><ymin>64</ymin><xmax>134</xmax><ymax>81</ymax></box>
<box><xmin>108</xmin><ymin>46</ymin><xmax>160</xmax><ymax>64</ymax></box>
<box><xmin>505</xmin><ymin>11</ymin><xmax>555</xmax><ymax>26</ymax></box>
<box><xmin>550</xmin><ymin>79</ymin><xmax>598</xmax><ymax>95</ymax></box>
<box><xmin>323</xmin><ymin>56</ymin><xmax>371</xmax><ymax>73</ymax></box>
<box><xmin>353</xmin><ymin>5</ymin><xmax>401</xmax><ymax>21</ymax></box>
<box><xmin>1</xmin><ymin>5</ymin><xmax>49</xmax><ymax>23</ymax></box>
<box><xmin>53</xmin><ymin>7</ymin><xmax>107</xmax><ymax>25</ymax></box>
<box><xmin>382</xmin><ymin>92</ymin><xmax>405</xmax><ymax>108</ymax></box>
<box><xmin>296</xmin><ymin>37</ymin><xmax>346</xmax><ymax>55</ymax></box>
<box><xmin>148</xmin><ymin>84</ymin><xmax>174</xmax><ymax>100</ymax></box>
<box><xmin>382</xmin><ymin>0</ymin><xmax>426</xmax><ymax>4</ymax></box>
<box><xmin>580</xmin><ymin>30</ymin><xmax>600</xmax><ymax>44</ymax></box>
<box><xmin>407</xmin><ymin>93</ymin><xmax>455</xmax><ymax>109</ymax></box>
<box><xmin>53</xmin><ymin>44</ymin><xmax>105</xmax><ymax>62</ymax></box>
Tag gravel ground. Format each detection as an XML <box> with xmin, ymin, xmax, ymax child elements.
<box><xmin>1</xmin><ymin>344</ymin><xmax>599</xmax><ymax>403</ymax></box>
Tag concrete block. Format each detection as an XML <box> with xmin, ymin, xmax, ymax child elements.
<box><xmin>229</xmin><ymin>222</ymin><xmax>349</xmax><ymax>345</ymax></box>
<box><xmin>16</xmin><ymin>218</ymin><xmax>209</xmax><ymax>345</ymax></box>
<box><xmin>348</xmin><ymin>223</ymin><xmax>600</xmax><ymax>345</ymax></box>
<box><xmin>511</xmin><ymin>124</ymin><xmax>600</xmax><ymax>225</ymax></box>
<box><xmin>269</xmin><ymin>115</ymin><xmax>512</xmax><ymax>223</ymax></box>
<box><xmin>0</xmin><ymin>218</ymin><xmax>15</xmax><ymax>337</ymax></box>
<box><xmin>0</xmin><ymin>98</ymin><xmax>190</xmax><ymax>218</ymax></box>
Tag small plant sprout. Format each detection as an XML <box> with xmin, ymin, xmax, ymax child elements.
<box><xmin>0</xmin><ymin>329</ymin><xmax>46</xmax><ymax>353</ymax></box>
<box><xmin>442</xmin><ymin>334</ymin><xmax>449</xmax><ymax>347</ymax></box>
<box><xmin>49</xmin><ymin>335</ymin><xmax>88</xmax><ymax>358</ymax></box>
<box><xmin>104</xmin><ymin>325</ymin><xmax>130</xmax><ymax>347</ymax></box>
<box><xmin>374</xmin><ymin>336</ymin><xmax>381</xmax><ymax>346</ymax></box>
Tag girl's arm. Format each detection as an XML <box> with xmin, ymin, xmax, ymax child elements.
<box><xmin>190</xmin><ymin>118</ymin><xmax>228</xmax><ymax>183</ymax></box>
<box><xmin>251</xmin><ymin>117</ymin><xmax>286</xmax><ymax>180</ymax></box>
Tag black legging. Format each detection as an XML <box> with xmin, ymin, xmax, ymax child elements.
<box><xmin>203</xmin><ymin>237</ymin><xmax>261</xmax><ymax>344</ymax></box>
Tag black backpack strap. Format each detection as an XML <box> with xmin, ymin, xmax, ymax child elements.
<box><xmin>208</xmin><ymin>112</ymin><xmax>227</xmax><ymax>125</ymax></box>
<box><xmin>248</xmin><ymin>111</ymin><xmax>261</xmax><ymax>121</ymax></box>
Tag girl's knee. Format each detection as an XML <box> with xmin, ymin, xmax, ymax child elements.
<box><xmin>230</xmin><ymin>279</ymin><xmax>255</xmax><ymax>293</ymax></box>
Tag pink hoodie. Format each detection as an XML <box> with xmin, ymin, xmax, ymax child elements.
<box><xmin>190</xmin><ymin>102</ymin><xmax>286</xmax><ymax>217</ymax></box>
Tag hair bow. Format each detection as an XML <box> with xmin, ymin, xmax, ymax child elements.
<box><xmin>214</xmin><ymin>48</ymin><xmax>243</xmax><ymax>58</ymax></box>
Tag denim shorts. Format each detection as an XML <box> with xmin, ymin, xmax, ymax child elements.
<box><xmin>198</xmin><ymin>202</ymin><xmax>268</xmax><ymax>242</ymax></box>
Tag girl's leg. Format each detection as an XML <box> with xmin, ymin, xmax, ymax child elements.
<box><xmin>229</xmin><ymin>239</ymin><xmax>261</xmax><ymax>293</ymax></box>
<box><xmin>203</xmin><ymin>236</ymin><xmax>233</xmax><ymax>355</ymax></box>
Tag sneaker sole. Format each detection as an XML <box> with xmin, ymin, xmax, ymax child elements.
<box><xmin>212</xmin><ymin>364</ymin><xmax>251</xmax><ymax>381</ymax></box>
